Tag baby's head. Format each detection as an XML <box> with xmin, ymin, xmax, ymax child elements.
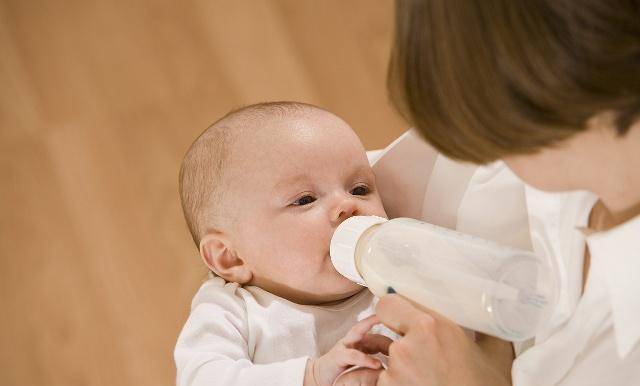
<box><xmin>179</xmin><ymin>102</ymin><xmax>387</xmax><ymax>304</ymax></box>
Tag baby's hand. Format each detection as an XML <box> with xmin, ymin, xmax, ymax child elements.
<box><xmin>304</xmin><ymin>315</ymin><xmax>392</xmax><ymax>386</ymax></box>
<box><xmin>333</xmin><ymin>367</ymin><xmax>382</xmax><ymax>386</ymax></box>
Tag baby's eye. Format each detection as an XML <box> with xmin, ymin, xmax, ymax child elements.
<box><xmin>293</xmin><ymin>195</ymin><xmax>316</xmax><ymax>206</ymax></box>
<box><xmin>351</xmin><ymin>185</ymin><xmax>370</xmax><ymax>196</ymax></box>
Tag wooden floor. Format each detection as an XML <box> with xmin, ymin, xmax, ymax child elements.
<box><xmin>0</xmin><ymin>1</ymin><xmax>406</xmax><ymax>385</ymax></box>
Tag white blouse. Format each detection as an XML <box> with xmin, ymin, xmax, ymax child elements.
<box><xmin>512</xmin><ymin>187</ymin><xmax>640</xmax><ymax>386</ymax></box>
<box><xmin>369</xmin><ymin>135</ymin><xmax>640</xmax><ymax>385</ymax></box>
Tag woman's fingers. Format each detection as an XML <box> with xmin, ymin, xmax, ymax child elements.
<box><xmin>342</xmin><ymin>315</ymin><xmax>380</xmax><ymax>346</ymax></box>
<box><xmin>375</xmin><ymin>294</ymin><xmax>438</xmax><ymax>336</ymax></box>
<box><xmin>353</xmin><ymin>333</ymin><xmax>392</xmax><ymax>355</ymax></box>
<box><xmin>339</xmin><ymin>348</ymin><xmax>382</xmax><ymax>369</ymax></box>
<box><xmin>376</xmin><ymin>369</ymin><xmax>394</xmax><ymax>386</ymax></box>
<box><xmin>474</xmin><ymin>333</ymin><xmax>515</xmax><ymax>379</ymax></box>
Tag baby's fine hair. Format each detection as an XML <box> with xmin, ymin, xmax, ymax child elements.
<box><xmin>179</xmin><ymin>101</ymin><xmax>325</xmax><ymax>246</ymax></box>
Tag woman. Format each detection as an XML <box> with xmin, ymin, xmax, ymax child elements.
<box><xmin>376</xmin><ymin>1</ymin><xmax>640</xmax><ymax>385</ymax></box>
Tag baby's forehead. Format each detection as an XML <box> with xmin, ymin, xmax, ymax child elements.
<box><xmin>232</xmin><ymin>122</ymin><xmax>366</xmax><ymax>179</ymax></box>
<box><xmin>218</xmin><ymin>105</ymin><xmax>365</xmax><ymax>180</ymax></box>
<box><xmin>230</xmin><ymin>110</ymin><xmax>353</xmax><ymax>153</ymax></box>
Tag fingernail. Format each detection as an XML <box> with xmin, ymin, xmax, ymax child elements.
<box><xmin>387</xmin><ymin>286</ymin><xmax>396</xmax><ymax>294</ymax></box>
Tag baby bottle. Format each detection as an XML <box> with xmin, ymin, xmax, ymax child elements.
<box><xmin>330</xmin><ymin>216</ymin><xmax>558</xmax><ymax>341</ymax></box>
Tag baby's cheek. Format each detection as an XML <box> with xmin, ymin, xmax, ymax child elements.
<box><xmin>366</xmin><ymin>198</ymin><xmax>387</xmax><ymax>218</ymax></box>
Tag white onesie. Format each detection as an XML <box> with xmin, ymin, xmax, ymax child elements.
<box><xmin>174</xmin><ymin>276</ymin><xmax>387</xmax><ymax>386</ymax></box>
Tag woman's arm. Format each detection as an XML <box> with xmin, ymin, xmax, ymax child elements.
<box><xmin>375</xmin><ymin>294</ymin><xmax>514</xmax><ymax>386</ymax></box>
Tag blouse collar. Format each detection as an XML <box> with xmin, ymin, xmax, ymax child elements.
<box><xmin>585</xmin><ymin>214</ymin><xmax>640</xmax><ymax>358</ymax></box>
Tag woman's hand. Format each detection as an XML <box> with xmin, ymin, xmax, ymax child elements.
<box><xmin>375</xmin><ymin>294</ymin><xmax>514</xmax><ymax>386</ymax></box>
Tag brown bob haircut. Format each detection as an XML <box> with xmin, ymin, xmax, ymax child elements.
<box><xmin>389</xmin><ymin>0</ymin><xmax>640</xmax><ymax>164</ymax></box>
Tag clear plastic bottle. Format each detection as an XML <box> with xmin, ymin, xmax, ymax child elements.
<box><xmin>330</xmin><ymin>216</ymin><xmax>558</xmax><ymax>341</ymax></box>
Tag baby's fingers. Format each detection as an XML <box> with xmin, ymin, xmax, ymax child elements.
<box><xmin>342</xmin><ymin>315</ymin><xmax>380</xmax><ymax>346</ymax></box>
<box><xmin>338</xmin><ymin>348</ymin><xmax>382</xmax><ymax>370</ymax></box>
<box><xmin>354</xmin><ymin>333</ymin><xmax>393</xmax><ymax>355</ymax></box>
<box><xmin>334</xmin><ymin>368</ymin><xmax>382</xmax><ymax>386</ymax></box>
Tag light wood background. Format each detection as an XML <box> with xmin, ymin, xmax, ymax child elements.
<box><xmin>0</xmin><ymin>1</ymin><xmax>407</xmax><ymax>385</ymax></box>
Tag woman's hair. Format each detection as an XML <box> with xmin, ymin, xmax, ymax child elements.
<box><xmin>389</xmin><ymin>0</ymin><xmax>640</xmax><ymax>163</ymax></box>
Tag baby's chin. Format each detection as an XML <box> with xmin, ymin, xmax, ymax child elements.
<box><xmin>312</xmin><ymin>285</ymin><xmax>366</xmax><ymax>305</ymax></box>
<box><xmin>317</xmin><ymin>275</ymin><xmax>365</xmax><ymax>302</ymax></box>
<box><xmin>320</xmin><ymin>259</ymin><xmax>365</xmax><ymax>296</ymax></box>
<box><xmin>261</xmin><ymin>271</ymin><xmax>364</xmax><ymax>305</ymax></box>
<box><xmin>292</xmin><ymin>270</ymin><xmax>363</xmax><ymax>305</ymax></box>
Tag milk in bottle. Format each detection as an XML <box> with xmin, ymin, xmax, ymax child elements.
<box><xmin>330</xmin><ymin>215</ymin><xmax>558</xmax><ymax>341</ymax></box>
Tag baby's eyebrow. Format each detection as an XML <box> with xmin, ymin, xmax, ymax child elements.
<box><xmin>272</xmin><ymin>174</ymin><xmax>311</xmax><ymax>194</ymax></box>
<box><xmin>272</xmin><ymin>165</ymin><xmax>374</xmax><ymax>195</ymax></box>
<box><xmin>350</xmin><ymin>165</ymin><xmax>376</xmax><ymax>180</ymax></box>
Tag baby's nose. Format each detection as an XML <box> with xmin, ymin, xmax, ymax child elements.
<box><xmin>333</xmin><ymin>196</ymin><xmax>359</xmax><ymax>224</ymax></box>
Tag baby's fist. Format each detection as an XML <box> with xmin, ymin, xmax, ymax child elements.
<box><xmin>334</xmin><ymin>368</ymin><xmax>382</xmax><ymax>386</ymax></box>
<box><xmin>305</xmin><ymin>315</ymin><xmax>387</xmax><ymax>386</ymax></box>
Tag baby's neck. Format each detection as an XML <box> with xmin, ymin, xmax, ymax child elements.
<box><xmin>247</xmin><ymin>275</ymin><xmax>366</xmax><ymax>306</ymax></box>
<box><xmin>310</xmin><ymin>289</ymin><xmax>367</xmax><ymax>306</ymax></box>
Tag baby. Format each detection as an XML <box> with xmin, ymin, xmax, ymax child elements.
<box><xmin>174</xmin><ymin>102</ymin><xmax>393</xmax><ymax>386</ymax></box>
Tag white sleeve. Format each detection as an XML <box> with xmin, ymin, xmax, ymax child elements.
<box><xmin>174</xmin><ymin>282</ymin><xmax>309</xmax><ymax>386</ymax></box>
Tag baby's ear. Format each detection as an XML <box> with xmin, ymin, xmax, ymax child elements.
<box><xmin>199</xmin><ymin>232</ymin><xmax>252</xmax><ymax>284</ymax></box>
